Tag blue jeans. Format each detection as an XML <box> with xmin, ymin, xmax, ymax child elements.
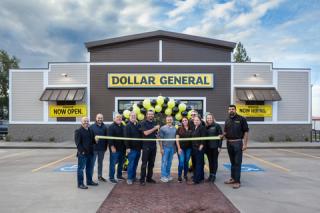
<box><xmin>127</xmin><ymin>149</ymin><xmax>141</xmax><ymax>180</ymax></box>
<box><xmin>178</xmin><ymin>148</ymin><xmax>192</xmax><ymax>178</ymax></box>
<box><xmin>77</xmin><ymin>153</ymin><xmax>94</xmax><ymax>186</ymax></box>
<box><xmin>227</xmin><ymin>140</ymin><xmax>243</xmax><ymax>183</ymax></box>
<box><xmin>193</xmin><ymin>147</ymin><xmax>204</xmax><ymax>183</ymax></box>
<box><xmin>109</xmin><ymin>151</ymin><xmax>125</xmax><ymax>180</ymax></box>
<box><xmin>93</xmin><ymin>151</ymin><xmax>106</xmax><ymax>177</ymax></box>
<box><xmin>161</xmin><ymin>146</ymin><xmax>175</xmax><ymax>178</ymax></box>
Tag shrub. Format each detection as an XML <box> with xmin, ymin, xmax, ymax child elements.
<box><xmin>304</xmin><ymin>137</ymin><xmax>309</xmax><ymax>142</ymax></box>
<box><xmin>268</xmin><ymin>135</ymin><xmax>274</xmax><ymax>142</ymax></box>
<box><xmin>5</xmin><ymin>135</ymin><xmax>11</xmax><ymax>142</ymax></box>
<box><xmin>285</xmin><ymin>136</ymin><xmax>292</xmax><ymax>142</ymax></box>
<box><xmin>24</xmin><ymin>136</ymin><xmax>33</xmax><ymax>142</ymax></box>
<box><xmin>49</xmin><ymin>137</ymin><xmax>55</xmax><ymax>142</ymax></box>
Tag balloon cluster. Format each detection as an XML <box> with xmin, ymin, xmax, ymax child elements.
<box><xmin>122</xmin><ymin>96</ymin><xmax>193</xmax><ymax>122</ymax></box>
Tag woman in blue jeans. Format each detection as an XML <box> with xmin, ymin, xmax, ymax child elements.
<box><xmin>176</xmin><ymin>117</ymin><xmax>193</xmax><ymax>183</ymax></box>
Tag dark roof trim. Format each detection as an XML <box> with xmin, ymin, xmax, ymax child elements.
<box><xmin>85</xmin><ymin>30</ymin><xmax>236</xmax><ymax>50</ymax></box>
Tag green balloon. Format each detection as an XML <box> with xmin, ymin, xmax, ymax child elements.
<box><xmin>155</xmin><ymin>104</ymin><xmax>162</xmax><ymax>113</ymax></box>
<box><xmin>123</xmin><ymin>110</ymin><xmax>130</xmax><ymax>119</ymax></box>
<box><xmin>187</xmin><ymin>110</ymin><xmax>193</xmax><ymax>119</ymax></box>
<box><xmin>137</xmin><ymin>113</ymin><xmax>144</xmax><ymax>121</ymax></box>
<box><xmin>175</xmin><ymin>113</ymin><xmax>182</xmax><ymax>121</ymax></box>
<box><xmin>143</xmin><ymin>99</ymin><xmax>151</xmax><ymax>109</ymax></box>
<box><xmin>167</xmin><ymin>99</ymin><xmax>175</xmax><ymax>108</ymax></box>
<box><xmin>165</xmin><ymin>108</ymin><xmax>172</xmax><ymax>115</ymax></box>
<box><xmin>157</xmin><ymin>96</ymin><xmax>164</xmax><ymax>105</ymax></box>
<box><xmin>178</xmin><ymin>103</ymin><xmax>186</xmax><ymax>112</ymax></box>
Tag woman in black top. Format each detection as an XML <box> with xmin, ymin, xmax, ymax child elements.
<box><xmin>205</xmin><ymin>113</ymin><xmax>223</xmax><ymax>182</ymax></box>
<box><xmin>176</xmin><ymin>117</ymin><xmax>192</xmax><ymax>183</ymax></box>
<box><xmin>190</xmin><ymin>115</ymin><xmax>207</xmax><ymax>184</ymax></box>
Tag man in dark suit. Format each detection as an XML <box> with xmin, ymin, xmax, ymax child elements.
<box><xmin>75</xmin><ymin>117</ymin><xmax>98</xmax><ymax>189</ymax></box>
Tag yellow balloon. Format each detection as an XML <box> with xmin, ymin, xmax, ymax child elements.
<box><xmin>148</xmin><ymin>107</ymin><xmax>155</xmax><ymax>112</ymax></box>
<box><xmin>143</xmin><ymin>99</ymin><xmax>151</xmax><ymax>109</ymax></box>
<box><xmin>167</xmin><ymin>99</ymin><xmax>175</xmax><ymax>108</ymax></box>
<box><xmin>175</xmin><ymin>113</ymin><xmax>182</xmax><ymax>121</ymax></box>
<box><xmin>157</xmin><ymin>96</ymin><xmax>164</xmax><ymax>105</ymax></box>
<box><xmin>133</xmin><ymin>106</ymin><xmax>140</xmax><ymax>114</ymax></box>
<box><xmin>178</xmin><ymin>103</ymin><xmax>186</xmax><ymax>112</ymax></box>
<box><xmin>155</xmin><ymin>105</ymin><xmax>162</xmax><ymax>113</ymax></box>
<box><xmin>123</xmin><ymin>110</ymin><xmax>130</xmax><ymax>119</ymax></box>
<box><xmin>175</xmin><ymin>124</ymin><xmax>179</xmax><ymax>129</ymax></box>
<box><xmin>165</xmin><ymin>108</ymin><xmax>172</xmax><ymax>115</ymax></box>
<box><xmin>121</xmin><ymin>121</ymin><xmax>126</xmax><ymax>126</ymax></box>
<box><xmin>137</xmin><ymin>113</ymin><xmax>145</xmax><ymax>121</ymax></box>
<box><xmin>187</xmin><ymin>110</ymin><xmax>192</xmax><ymax>119</ymax></box>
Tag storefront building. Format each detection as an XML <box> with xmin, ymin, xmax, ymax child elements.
<box><xmin>9</xmin><ymin>30</ymin><xmax>312</xmax><ymax>142</ymax></box>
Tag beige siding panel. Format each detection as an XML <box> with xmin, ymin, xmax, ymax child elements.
<box><xmin>11</xmin><ymin>72</ymin><xmax>43</xmax><ymax>121</ymax></box>
<box><xmin>233</xmin><ymin>64</ymin><xmax>273</xmax><ymax>85</ymax></box>
<box><xmin>278</xmin><ymin>71</ymin><xmax>309</xmax><ymax>121</ymax></box>
<box><xmin>48</xmin><ymin>64</ymin><xmax>87</xmax><ymax>85</ymax></box>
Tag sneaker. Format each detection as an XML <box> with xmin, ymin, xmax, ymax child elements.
<box><xmin>160</xmin><ymin>177</ymin><xmax>169</xmax><ymax>183</ymax></box>
<box><xmin>87</xmin><ymin>181</ymin><xmax>99</xmax><ymax>186</ymax></box>
<box><xmin>146</xmin><ymin>178</ymin><xmax>157</xmax><ymax>184</ymax></box>
<box><xmin>117</xmin><ymin>176</ymin><xmax>126</xmax><ymax>181</ymax></box>
<box><xmin>184</xmin><ymin>176</ymin><xmax>188</xmax><ymax>182</ymax></box>
<box><xmin>168</xmin><ymin>176</ymin><xmax>173</xmax><ymax>181</ymax></box>
<box><xmin>98</xmin><ymin>176</ymin><xmax>107</xmax><ymax>182</ymax></box>
<box><xmin>78</xmin><ymin>184</ymin><xmax>88</xmax><ymax>189</ymax></box>
<box><xmin>109</xmin><ymin>179</ymin><xmax>118</xmax><ymax>184</ymax></box>
<box><xmin>127</xmin><ymin>179</ymin><xmax>133</xmax><ymax>185</ymax></box>
<box><xmin>211</xmin><ymin>176</ymin><xmax>216</xmax><ymax>183</ymax></box>
<box><xmin>232</xmin><ymin>183</ymin><xmax>241</xmax><ymax>189</ymax></box>
<box><xmin>140</xmin><ymin>181</ymin><xmax>146</xmax><ymax>186</ymax></box>
<box><xmin>178</xmin><ymin>177</ymin><xmax>182</xmax><ymax>183</ymax></box>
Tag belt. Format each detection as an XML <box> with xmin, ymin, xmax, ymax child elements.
<box><xmin>227</xmin><ymin>139</ymin><xmax>242</xmax><ymax>142</ymax></box>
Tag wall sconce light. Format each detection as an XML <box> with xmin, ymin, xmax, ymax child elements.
<box><xmin>61</xmin><ymin>73</ymin><xmax>68</xmax><ymax>77</ymax></box>
<box><xmin>253</xmin><ymin>73</ymin><xmax>259</xmax><ymax>78</ymax></box>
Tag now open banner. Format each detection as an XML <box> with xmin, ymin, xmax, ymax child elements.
<box><xmin>236</xmin><ymin>105</ymin><xmax>272</xmax><ymax>117</ymax></box>
<box><xmin>108</xmin><ymin>73</ymin><xmax>214</xmax><ymax>88</ymax></box>
<box><xmin>49</xmin><ymin>105</ymin><xmax>87</xmax><ymax>117</ymax></box>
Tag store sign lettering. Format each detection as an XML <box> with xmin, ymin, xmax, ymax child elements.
<box><xmin>49</xmin><ymin>105</ymin><xmax>87</xmax><ymax>117</ymax></box>
<box><xmin>236</xmin><ymin>105</ymin><xmax>272</xmax><ymax>117</ymax></box>
<box><xmin>108</xmin><ymin>73</ymin><xmax>214</xmax><ymax>88</ymax></box>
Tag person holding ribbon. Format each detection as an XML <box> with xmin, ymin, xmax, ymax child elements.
<box><xmin>108</xmin><ymin>114</ymin><xmax>126</xmax><ymax>183</ymax></box>
<box><xmin>189</xmin><ymin>115</ymin><xmax>207</xmax><ymax>184</ymax></box>
<box><xmin>124</xmin><ymin>112</ymin><xmax>142</xmax><ymax>185</ymax></box>
<box><xmin>176</xmin><ymin>117</ymin><xmax>192</xmax><ymax>183</ymax></box>
<box><xmin>205</xmin><ymin>113</ymin><xmax>223</xmax><ymax>183</ymax></box>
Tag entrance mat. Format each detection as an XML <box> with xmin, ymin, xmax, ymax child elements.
<box><xmin>97</xmin><ymin>176</ymin><xmax>240</xmax><ymax>213</ymax></box>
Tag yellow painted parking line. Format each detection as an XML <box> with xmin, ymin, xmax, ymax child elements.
<box><xmin>278</xmin><ymin>149</ymin><xmax>320</xmax><ymax>159</ymax></box>
<box><xmin>32</xmin><ymin>153</ymin><xmax>76</xmax><ymax>173</ymax></box>
<box><xmin>0</xmin><ymin>150</ymin><xmax>34</xmax><ymax>160</ymax></box>
<box><xmin>244</xmin><ymin>152</ymin><xmax>290</xmax><ymax>172</ymax></box>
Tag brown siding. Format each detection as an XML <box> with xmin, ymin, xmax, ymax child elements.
<box><xmin>90</xmin><ymin>65</ymin><xmax>231</xmax><ymax>121</ymax></box>
<box><xmin>162</xmin><ymin>38</ymin><xmax>231</xmax><ymax>62</ymax></box>
<box><xmin>89</xmin><ymin>38</ymin><xmax>159</xmax><ymax>62</ymax></box>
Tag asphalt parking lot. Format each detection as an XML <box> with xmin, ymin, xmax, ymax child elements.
<box><xmin>0</xmin><ymin>146</ymin><xmax>319</xmax><ymax>213</ymax></box>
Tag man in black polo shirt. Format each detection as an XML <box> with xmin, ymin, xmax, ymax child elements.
<box><xmin>223</xmin><ymin>104</ymin><xmax>249</xmax><ymax>189</ymax></box>
<box><xmin>139</xmin><ymin>110</ymin><xmax>160</xmax><ymax>185</ymax></box>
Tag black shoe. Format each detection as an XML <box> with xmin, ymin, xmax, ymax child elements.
<box><xmin>109</xmin><ymin>179</ymin><xmax>118</xmax><ymax>184</ymax></box>
<box><xmin>117</xmin><ymin>176</ymin><xmax>126</xmax><ymax>181</ymax></box>
<box><xmin>87</xmin><ymin>181</ymin><xmax>98</xmax><ymax>186</ymax></box>
<box><xmin>146</xmin><ymin>178</ymin><xmax>156</xmax><ymax>184</ymax></box>
<box><xmin>211</xmin><ymin>176</ymin><xmax>216</xmax><ymax>183</ymax></box>
<box><xmin>207</xmin><ymin>176</ymin><xmax>213</xmax><ymax>182</ymax></box>
<box><xmin>178</xmin><ymin>177</ymin><xmax>182</xmax><ymax>183</ymax></box>
<box><xmin>184</xmin><ymin>176</ymin><xmax>188</xmax><ymax>182</ymax></box>
<box><xmin>140</xmin><ymin>181</ymin><xmax>146</xmax><ymax>186</ymax></box>
<box><xmin>98</xmin><ymin>176</ymin><xmax>107</xmax><ymax>182</ymax></box>
<box><xmin>78</xmin><ymin>184</ymin><xmax>88</xmax><ymax>189</ymax></box>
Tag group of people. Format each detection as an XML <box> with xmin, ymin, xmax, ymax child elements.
<box><xmin>75</xmin><ymin>105</ymin><xmax>249</xmax><ymax>190</ymax></box>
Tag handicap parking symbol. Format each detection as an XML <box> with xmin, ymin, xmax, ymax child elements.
<box><xmin>223</xmin><ymin>163</ymin><xmax>264</xmax><ymax>172</ymax></box>
<box><xmin>54</xmin><ymin>164</ymin><xmax>78</xmax><ymax>172</ymax></box>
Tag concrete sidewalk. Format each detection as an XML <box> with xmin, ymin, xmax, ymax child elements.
<box><xmin>0</xmin><ymin>140</ymin><xmax>320</xmax><ymax>149</ymax></box>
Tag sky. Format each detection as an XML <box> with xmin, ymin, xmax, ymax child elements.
<box><xmin>0</xmin><ymin>0</ymin><xmax>319</xmax><ymax>116</ymax></box>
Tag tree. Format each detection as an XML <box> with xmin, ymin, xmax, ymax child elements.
<box><xmin>0</xmin><ymin>50</ymin><xmax>20</xmax><ymax>119</ymax></box>
<box><xmin>233</xmin><ymin>42</ymin><xmax>251</xmax><ymax>62</ymax></box>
